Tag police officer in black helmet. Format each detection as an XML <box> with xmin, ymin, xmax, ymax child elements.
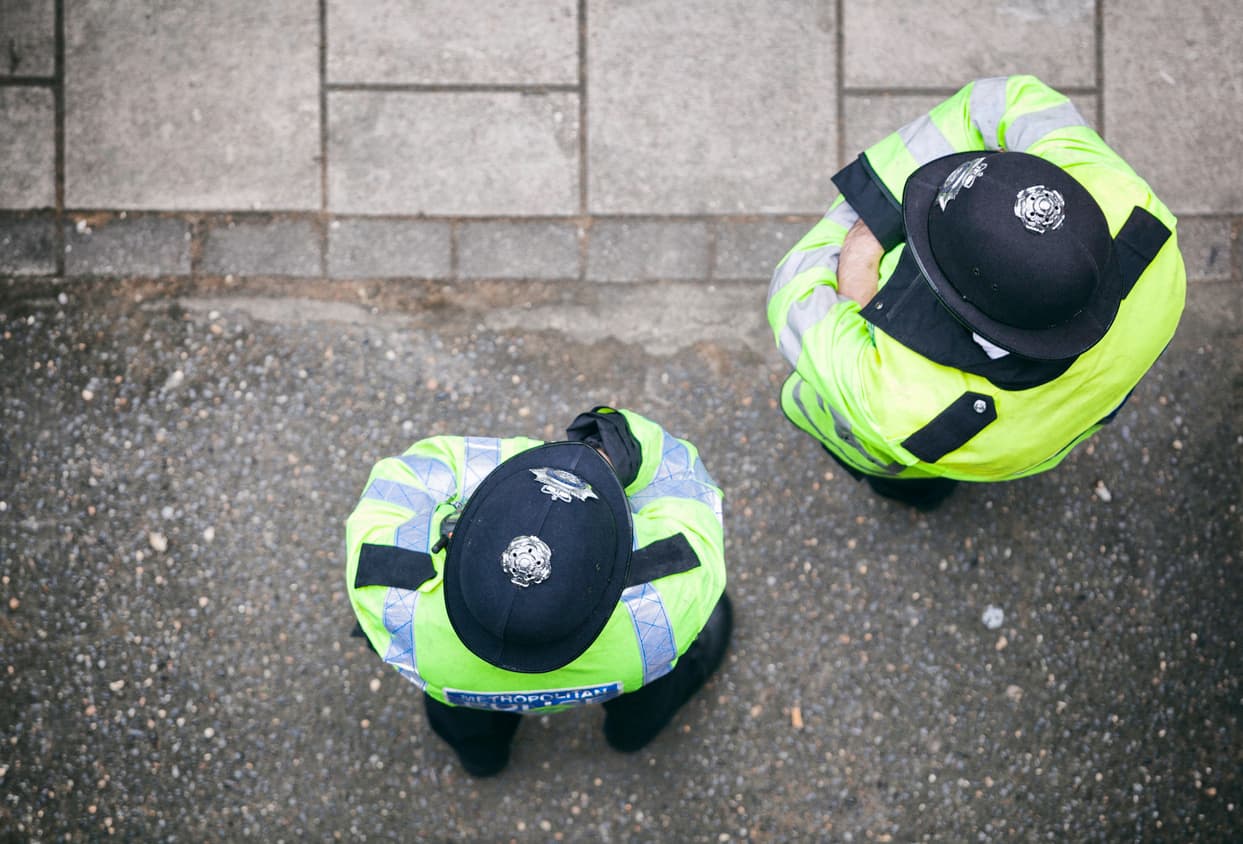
<box><xmin>345</xmin><ymin>407</ymin><xmax>731</xmax><ymax>776</ymax></box>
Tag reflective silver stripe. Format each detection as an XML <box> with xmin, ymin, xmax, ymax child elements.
<box><xmin>898</xmin><ymin>113</ymin><xmax>955</xmax><ymax>165</ymax></box>
<box><xmin>794</xmin><ymin>379</ymin><xmax>904</xmax><ymax>476</ymax></box>
<box><xmin>462</xmin><ymin>437</ymin><xmax>503</xmax><ymax>499</ymax></box>
<box><xmin>778</xmin><ymin>284</ymin><xmax>847</xmax><ymax>368</ymax></box>
<box><xmin>382</xmin><ymin>588</ymin><xmax>427</xmax><ymax>691</ymax></box>
<box><xmin>382</xmin><ymin>454</ymin><xmax>458</xmax><ymax>552</ymax></box>
<box><xmin>1006</xmin><ymin>100</ymin><xmax>1087</xmax><ymax>151</ymax></box>
<box><xmin>768</xmin><ymin>242</ymin><xmax>842</xmax><ymax>301</ymax></box>
<box><xmin>399</xmin><ymin>454</ymin><xmax>457</xmax><ymax>500</ymax></box>
<box><xmin>621</xmin><ymin>582</ymin><xmax>677</xmax><ymax>686</ymax></box>
<box><xmin>969</xmin><ymin>76</ymin><xmax>1009</xmax><ymax>148</ymax></box>
<box><xmin>364</xmin><ymin>478</ymin><xmax>434</xmax><ymax>512</ymax></box>
<box><xmin>825</xmin><ymin>199</ymin><xmax>860</xmax><ymax>231</ymax></box>
<box><xmin>364</xmin><ymin>478</ymin><xmax>439</xmax><ymax>552</ymax></box>
<box><xmin>627</xmin><ymin>432</ymin><xmax>723</xmax><ymax>521</ymax></box>
<box><xmin>789</xmin><ymin>376</ymin><xmax>835</xmax><ymax>444</ymax></box>
<box><xmin>767</xmin><ymin>202</ymin><xmax>855</xmax><ymax>301</ymax></box>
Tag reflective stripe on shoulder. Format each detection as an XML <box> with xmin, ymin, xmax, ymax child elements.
<box><xmin>898</xmin><ymin>113</ymin><xmax>956</xmax><ymax>165</ymax></box>
<box><xmin>769</xmin><ymin>242</ymin><xmax>843</xmax><ymax>304</ymax></box>
<box><xmin>382</xmin><ymin>588</ymin><xmax>428</xmax><ymax>691</ymax></box>
<box><xmin>1006</xmin><ymin>100</ymin><xmax>1088</xmax><ymax>151</ymax></box>
<box><xmin>627</xmin><ymin>432</ymin><xmax>722</xmax><ymax>522</ymax></box>
<box><xmin>365</xmin><ymin>453</ymin><xmax>456</xmax><ymax>553</ymax></box>
<box><xmin>462</xmin><ymin>437</ymin><xmax>503</xmax><ymax>500</ymax></box>
<box><xmin>767</xmin><ymin>201</ymin><xmax>856</xmax><ymax>302</ymax></box>
<box><xmin>968</xmin><ymin>76</ymin><xmax>1009</xmax><ymax>147</ymax></box>
<box><xmin>621</xmin><ymin>582</ymin><xmax>677</xmax><ymax>686</ymax></box>
<box><xmin>777</xmin><ymin>284</ymin><xmax>848</xmax><ymax>369</ymax></box>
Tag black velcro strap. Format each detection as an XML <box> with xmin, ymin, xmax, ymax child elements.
<box><xmin>1114</xmin><ymin>206</ymin><xmax>1171</xmax><ymax>299</ymax></box>
<box><xmin>831</xmin><ymin>153</ymin><xmax>904</xmax><ymax>251</ymax></box>
<box><xmin>355</xmin><ymin>543</ymin><xmax>436</xmax><ymax>592</ymax></box>
<box><xmin>902</xmin><ymin>392</ymin><xmax>997</xmax><ymax>464</ymax></box>
<box><xmin>626</xmin><ymin>533</ymin><xmax>700</xmax><ymax>587</ymax></box>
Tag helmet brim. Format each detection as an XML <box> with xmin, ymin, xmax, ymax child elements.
<box><xmin>901</xmin><ymin>151</ymin><xmax>1123</xmax><ymax>361</ymax></box>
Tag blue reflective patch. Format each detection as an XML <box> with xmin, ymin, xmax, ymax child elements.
<box><xmin>444</xmin><ymin>683</ymin><xmax>623</xmax><ymax>712</ymax></box>
<box><xmin>622</xmin><ymin>582</ymin><xmax>677</xmax><ymax>685</ymax></box>
<box><xmin>382</xmin><ymin>588</ymin><xmax>426</xmax><ymax>691</ymax></box>
<box><xmin>628</xmin><ymin>432</ymin><xmax>722</xmax><ymax>520</ymax></box>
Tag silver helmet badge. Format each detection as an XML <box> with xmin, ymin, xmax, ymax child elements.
<box><xmin>1014</xmin><ymin>185</ymin><xmax>1066</xmax><ymax>234</ymax></box>
<box><xmin>530</xmin><ymin>467</ymin><xmax>598</xmax><ymax>503</ymax></box>
<box><xmin>937</xmin><ymin>156</ymin><xmax>989</xmax><ymax>211</ymax></box>
<box><xmin>501</xmin><ymin>535</ymin><xmax>553</xmax><ymax>588</ymax></box>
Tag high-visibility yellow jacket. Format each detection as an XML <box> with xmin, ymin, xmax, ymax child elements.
<box><xmin>767</xmin><ymin>75</ymin><xmax>1186</xmax><ymax>481</ymax></box>
<box><xmin>344</xmin><ymin>408</ymin><xmax>725</xmax><ymax>712</ymax></box>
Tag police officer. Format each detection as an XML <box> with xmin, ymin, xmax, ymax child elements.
<box><xmin>767</xmin><ymin>75</ymin><xmax>1185</xmax><ymax>509</ymax></box>
<box><xmin>345</xmin><ymin>407</ymin><xmax>731</xmax><ymax>776</ymax></box>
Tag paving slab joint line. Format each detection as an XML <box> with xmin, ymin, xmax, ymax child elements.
<box><xmin>7</xmin><ymin>211</ymin><xmax>1242</xmax><ymax>285</ymax></box>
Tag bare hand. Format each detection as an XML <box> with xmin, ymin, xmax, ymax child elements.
<box><xmin>837</xmin><ymin>219</ymin><xmax>884</xmax><ymax>306</ymax></box>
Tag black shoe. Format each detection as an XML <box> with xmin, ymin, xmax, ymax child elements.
<box><xmin>453</xmin><ymin>741</ymin><xmax>510</xmax><ymax>778</ymax></box>
<box><xmin>864</xmin><ymin>475</ymin><xmax>958</xmax><ymax>512</ymax></box>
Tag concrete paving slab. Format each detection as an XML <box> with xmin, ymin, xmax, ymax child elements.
<box><xmin>843</xmin><ymin>0</ymin><xmax>1096</xmax><ymax>89</ymax></box>
<box><xmin>1235</xmin><ymin>221</ymin><xmax>1243</xmax><ymax>284</ymax></box>
<box><xmin>1177</xmin><ymin>217</ymin><xmax>1236</xmax><ymax>283</ymax></box>
<box><xmin>201</xmin><ymin>218</ymin><xmax>320</xmax><ymax>277</ymax></box>
<box><xmin>327</xmin><ymin>218</ymin><xmax>451</xmax><ymax>279</ymax></box>
<box><xmin>0</xmin><ymin>213</ymin><xmax>55</xmax><ymax>274</ymax></box>
<box><xmin>327</xmin><ymin>0</ymin><xmax>577</xmax><ymax>85</ymax></box>
<box><xmin>713</xmin><ymin>219</ymin><xmax>816</xmax><ymax>281</ymax></box>
<box><xmin>0</xmin><ymin>86</ymin><xmax>55</xmax><ymax>209</ymax></box>
<box><xmin>458</xmin><ymin>220</ymin><xmax>581</xmax><ymax>280</ymax></box>
<box><xmin>0</xmin><ymin>0</ymin><xmax>55</xmax><ymax>77</ymax></box>
<box><xmin>1104</xmin><ymin>2</ymin><xmax>1243</xmax><ymax>214</ymax></box>
<box><xmin>587</xmin><ymin>0</ymin><xmax>835</xmax><ymax>215</ymax></box>
<box><xmin>328</xmin><ymin>91</ymin><xmax>579</xmax><ymax>216</ymax></box>
<box><xmin>63</xmin><ymin>1</ymin><xmax>319</xmax><ymax>211</ymax></box>
<box><xmin>585</xmin><ymin>219</ymin><xmax>709</xmax><ymax>282</ymax></box>
<box><xmin>64</xmin><ymin>214</ymin><xmax>191</xmax><ymax>277</ymax></box>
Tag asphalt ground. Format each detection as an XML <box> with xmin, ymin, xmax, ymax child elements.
<box><xmin>0</xmin><ymin>274</ymin><xmax>1239</xmax><ymax>842</ymax></box>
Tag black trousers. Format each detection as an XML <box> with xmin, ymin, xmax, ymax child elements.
<box><xmin>813</xmin><ymin>432</ymin><xmax>958</xmax><ymax>511</ymax></box>
<box><xmin>424</xmin><ymin>595</ymin><xmax>728</xmax><ymax>763</ymax></box>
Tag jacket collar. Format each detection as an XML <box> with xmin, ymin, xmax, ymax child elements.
<box><xmin>859</xmin><ymin>248</ymin><xmax>1076</xmax><ymax>390</ymax></box>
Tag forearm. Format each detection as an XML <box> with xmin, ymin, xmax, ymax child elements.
<box><xmin>836</xmin><ymin>219</ymin><xmax>884</xmax><ymax>305</ymax></box>
<box><xmin>768</xmin><ymin>198</ymin><xmax>863</xmax><ymax>367</ymax></box>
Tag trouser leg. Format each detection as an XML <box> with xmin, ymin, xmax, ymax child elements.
<box><xmin>423</xmin><ymin>694</ymin><xmax>521</xmax><ymax>778</ymax></box>
<box><xmin>863</xmin><ymin>474</ymin><xmax>959</xmax><ymax>511</ymax></box>
<box><xmin>602</xmin><ymin>592</ymin><xmax>733</xmax><ymax>752</ymax></box>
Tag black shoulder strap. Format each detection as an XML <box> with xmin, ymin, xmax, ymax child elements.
<box><xmin>1115</xmin><ymin>206</ymin><xmax>1171</xmax><ymax>299</ymax></box>
<box><xmin>355</xmin><ymin>543</ymin><xmax>436</xmax><ymax>592</ymax></box>
<box><xmin>831</xmin><ymin>153</ymin><xmax>904</xmax><ymax>251</ymax></box>
<box><xmin>902</xmin><ymin>392</ymin><xmax>997</xmax><ymax>464</ymax></box>
<box><xmin>626</xmin><ymin>533</ymin><xmax>700</xmax><ymax>587</ymax></box>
